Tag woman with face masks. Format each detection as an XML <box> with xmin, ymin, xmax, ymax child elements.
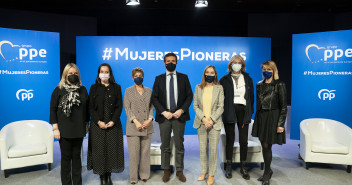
<box><xmin>124</xmin><ymin>67</ymin><xmax>155</xmax><ymax>184</ymax></box>
<box><xmin>252</xmin><ymin>60</ymin><xmax>287</xmax><ymax>185</ymax></box>
<box><xmin>50</xmin><ymin>63</ymin><xmax>89</xmax><ymax>185</ymax></box>
<box><xmin>87</xmin><ymin>63</ymin><xmax>124</xmax><ymax>185</ymax></box>
<box><xmin>193</xmin><ymin>65</ymin><xmax>224</xmax><ymax>185</ymax></box>
<box><xmin>219</xmin><ymin>55</ymin><xmax>254</xmax><ymax>180</ymax></box>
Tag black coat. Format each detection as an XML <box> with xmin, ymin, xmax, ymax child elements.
<box><xmin>50</xmin><ymin>85</ymin><xmax>89</xmax><ymax>138</ymax></box>
<box><xmin>219</xmin><ymin>72</ymin><xmax>254</xmax><ymax>124</ymax></box>
<box><xmin>256</xmin><ymin>80</ymin><xmax>287</xmax><ymax>127</ymax></box>
<box><xmin>151</xmin><ymin>72</ymin><xmax>193</xmax><ymax>123</ymax></box>
<box><xmin>89</xmin><ymin>83</ymin><xmax>123</xmax><ymax>125</ymax></box>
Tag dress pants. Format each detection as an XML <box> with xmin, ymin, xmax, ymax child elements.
<box><xmin>59</xmin><ymin>137</ymin><xmax>83</xmax><ymax>185</ymax></box>
<box><xmin>224</xmin><ymin>104</ymin><xmax>249</xmax><ymax>161</ymax></box>
<box><xmin>197</xmin><ymin>124</ymin><xmax>220</xmax><ymax>176</ymax></box>
<box><xmin>127</xmin><ymin>134</ymin><xmax>152</xmax><ymax>183</ymax></box>
<box><xmin>159</xmin><ymin>119</ymin><xmax>185</xmax><ymax>171</ymax></box>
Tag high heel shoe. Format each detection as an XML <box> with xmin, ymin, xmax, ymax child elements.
<box><xmin>197</xmin><ymin>174</ymin><xmax>207</xmax><ymax>181</ymax></box>
<box><xmin>207</xmin><ymin>176</ymin><xmax>214</xmax><ymax>185</ymax></box>
<box><xmin>257</xmin><ymin>169</ymin><xmax>273</xmax><ymax>181</ymax></box>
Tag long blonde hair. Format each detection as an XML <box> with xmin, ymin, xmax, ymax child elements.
<box><xmin>262</xmin><ymin>60</ymin><xmax>279</xmax><ymax>80</ymax></box>
<box><xmin>58</xmin><ymin>63</ymin><xmax>82</xmax><ymax>89</ymax></box>
<box><xmin>199</xmin><ymin>65</ymin><xmax>220</xmax><ymax>89</ymax></box>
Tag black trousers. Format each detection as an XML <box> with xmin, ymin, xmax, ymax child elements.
<box><xmin>224</xmin><ymin>104</ymin><xmax>249</xmax><ymax>161</ymax></box>
<box><xmin>59</xmin><ymin>137</ymin><xmax>83</xmax><ymax>185</ymax></box>
<box><xmin>159</xmin><ymin>119</ymin><xmax>186</xmax><ymax>171</ymax></box>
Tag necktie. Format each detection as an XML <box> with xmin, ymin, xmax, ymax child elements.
<box><xmin>169</xmin><ymin>73</ymin><xmax>176</xmax><ymax>112</ymax></box>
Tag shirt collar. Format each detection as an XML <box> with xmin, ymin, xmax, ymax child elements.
<box><xmin>166</xmin><ymin>70</ymin><xmax>177</xmax><ymax>76</ymax></box>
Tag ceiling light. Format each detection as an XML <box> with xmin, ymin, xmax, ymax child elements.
<box><xmin>126</xmin><ymin>0</ymin><xmax>140</xmax><ymax>6</ymax></box>
<box><xmin>195</xmin><ymin>0</ymin><xmax>208</xmax><ymax>8</ymax></box>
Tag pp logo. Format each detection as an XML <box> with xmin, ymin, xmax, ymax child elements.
<box><xmin>318</xmin><ymin>89</ymin><xmax>336</xmax><ymax>101</ymax></box>
<box><xmin>16</xmin><ymin>89</ymin><xmax>34</xmax><ymax>101</ymax></box>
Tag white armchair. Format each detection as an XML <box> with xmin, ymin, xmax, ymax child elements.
<box><xmin>0</xmin><ymin>120</ymin><xmax>54</xmax><ymax>178</ymax></box>
<box><xmin>150</xmin><ymin>121</ymin><xmax>175</xmax><ymax>171</ymax></box>
<box><xmin>300</xmin><ymin>118</ymin><xmax>352</xmax><ymax>173</ymax></box>
<box><xmin>220</xmin><ymin>120</ymin><xmax>264</xmax><ymax>169</ymax></box>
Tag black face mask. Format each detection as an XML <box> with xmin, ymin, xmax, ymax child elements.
<box><xmin>205</xmin><ymin>75</ymin><xmax>215</xmax><ymax>83</ymax></box>
<box><xmin>134</xmin><ymin>77</ymin><xmax>144</xmax><ymax>85</ymax></box>
<box><xmin>165</xmin><ymin>63</ymin><xmax>176</xmax><ymax>72</ymax></box>
<box><xmin>67</xmin><ymin>74</ymin><xmax>79</xmax><ymax>84</ymax></box>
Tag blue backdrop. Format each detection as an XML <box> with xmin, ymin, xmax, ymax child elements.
<box><xmin>0</xmin><ymin>27</ymin><xmax>60</xmax><ymax>129</ymax></box>
<box><xmin>291</xmin><ymin>30</ymin><xmax>352</xmax><ymax>139</ymax></box>
<box><xmin>77</xmin><ymin>36</ymin><xmax>271</xmax><ymax>135</ymax></box>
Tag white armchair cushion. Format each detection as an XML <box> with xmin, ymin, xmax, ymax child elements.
<box><xmin>233</xmin><ymin>140</ymin><xmax>261</xmax><ymax>153</ymax></box>
<box><xmin>150</xmin><ymin>143</ymin><xmax>162</xmax><ymax>155</ymax></box>
<box><xmin>312</xmin><ymin>141</ymin><xmax>349</xmax><ymax>155</ymax></box>
<box><xmin>8</xmin><ymin>143</ymin><xmax>47</xmax><ymax>158</ymax></box>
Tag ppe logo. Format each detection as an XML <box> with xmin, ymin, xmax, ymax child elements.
<box><xmin>305</xmin><ymin>44</ymin><xmax>352</xmax><ymax>64</ymax></box>
<box><xmin>16</xmin><ymin>89</ymin><xmax>34</xmax><ymax>101</ymax></box>
<box><xmin>318</xmin><ymin>89</ymin><xmax>335</xmax><ymax>101</ymax></box>
<box><xmin>0</xmin><ymin>40</ymin><xmax>47</xmax><ymax>62</ymax></box>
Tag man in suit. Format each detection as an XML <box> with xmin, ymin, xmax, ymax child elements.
<box><xmin>152</xmin><ymin>52</ymin><xmax>193</xmax><ymax>183</ymax></box>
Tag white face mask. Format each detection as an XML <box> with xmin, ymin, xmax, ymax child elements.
<box><xmin>99</xmin><ymin>73</ymin><xmax>110</xmax><ymax>82</ymax></box>
<box><xmin>232</xmin><ymin>63</ymin><xmax>242</xmax><ymax>72</ymax></box>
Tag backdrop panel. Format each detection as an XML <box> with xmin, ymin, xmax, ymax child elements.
<box><xmin>0</xmin><ymin>27</ymin><xmax>60</xmax><ymax>129</ymax></box>
<box><xmin>77</xmin><ymin>36</ymin><xmax>271</xmax><ymax>135</ymax></box>
<box><xmin>291</xmin><ymin>30</ymin><xmax>352</xmax><ymax>139</ymax></box>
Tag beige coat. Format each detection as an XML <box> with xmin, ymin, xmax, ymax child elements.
<box><xmin>193</xmin><ymin>84</ymin><xmax>224</xmax><ymax>131</ymax></box>
<box><xmin>124</xmin><ymin>86</ymin><xmax>154</xmax><ymax>136</ymax></box>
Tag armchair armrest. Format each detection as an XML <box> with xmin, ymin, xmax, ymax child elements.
<box><xmin>300</xmin><ymin>123</ymin><xmax>311</xmax><ymax>161</ymax></box>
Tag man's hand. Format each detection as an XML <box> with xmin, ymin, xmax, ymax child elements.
<box><xmin>172</xmin><ymin>109</ymin><xmax>183</xmax><ymax>119</ymax></box>
<box><xmin>163</xmin><ymin>111</ymin><xmax>173</xmax><ymax>120</ymax></box>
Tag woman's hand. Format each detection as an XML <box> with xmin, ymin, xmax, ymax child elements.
<box><xmin>133</xmin><ymin>119</ymin><xmax>144</xmax><ymax>131</ymax></box>
<box><xmin>53</xmin><ymin>123</ymin><xmax>60</xmax><ymax>140</ymax></box>
<box><xmin>98</xmin><ymin>121</ymin><xmax>107</xmax><ymax>129</ymax></box>
<box><xmin>142</xmin><ymin>119</ymin><xmax>152</xmax><ymax>129</ymax></box>
<box><xmin>53</xmin><ymin>129</ymin><xmax>60</xmax><ymax>140</ymax></box>
<box><xmin>277</xmin><ymin>126</ymin><xmax>285</xmax><ymax>133</ymax></box>
<box><xmin>106</xmin><ymin>121</ymin><xmax>115</xmax><ymax>128</ymax></box>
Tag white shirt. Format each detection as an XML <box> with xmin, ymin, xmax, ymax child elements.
<box><xmin>232</xmin><ymin>74</ymin><xmax>246</xmax><ymax>105</ymax></box>
<box><xmin>166</xmin><ymin>70</ymin><xmax>178</xmax><ymax>110</ymax></box>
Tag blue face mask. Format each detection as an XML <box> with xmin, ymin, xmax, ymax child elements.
<box><xmin>205</xmin><ymin>75</ymin><xmax>215</xmax><ymax>83</ymax></box>
<box><xmin>263</xmin><ymin>71</ymin><xmax>273</xmax><ymax>79</ymax></box>
<box><xmin>134</xmin><ymin>77</ymin><xmax>143</xmax><ymax>85</ymax></box>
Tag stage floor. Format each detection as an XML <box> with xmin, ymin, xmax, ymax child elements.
<box><xmin>1</xmin><ymin>135</ymin><xmax>351</xmax><ymax>185</ymax></box>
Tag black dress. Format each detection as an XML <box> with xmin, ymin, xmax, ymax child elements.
<box><xmin>252</xmin><ymin>80</ymin><xmax>287</xmax><ymax>145</ymax></box>
<box><xmin>87</xmin><ymin>84</ymin><xmax>124</xmax><ymax>175</ymax></box>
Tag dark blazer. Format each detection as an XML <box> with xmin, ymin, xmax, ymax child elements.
<box><xmin>219</xmin><ymin>72</ymin><xmax>254</xmax><ymax>124</ymax></box>
<box><xmin>50</xmin><ymin>85</ymin><xmax>89</xmax><ymax>138</ymax></box>
<box><xmin>89</xmin><ymin>83</ymin><xmax>123</xmax><ymax>125</ymax></box>
<box><xmin>256</xmin><ymin>79</ymin><xmax>287</xmax><ymax>127</ymax></box>
<box><xmin>151</xmin><ymin>72</ymin><xmax>193</xmax><ymax>123</ymax></box>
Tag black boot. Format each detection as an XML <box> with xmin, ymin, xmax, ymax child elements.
<box><xmin>106</xmin><ymin>173</ymin><xmax>112</xmax><ymax>185</ymax></box>
<box><xmin>100</xmin><ymin>175</ymin><xmax>107</xmax><ymax>185</ymax></box>
<box><xmin>240</xmin><ymin>161</ymin><xmax>250</xmax><ymax>180</ymax></box>
<box><xmin>258</xmin><ymin>169</ymin><xmax>273</xmax><ymax>184</ymax></box>
<box><xmin>225</xmin><ymin>160</ymin><xmax>232</xmax><ymax>179</ymax></box>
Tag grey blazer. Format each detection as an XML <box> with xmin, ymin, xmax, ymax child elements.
<box><xmin>124</xmin><ymin>86</ymin><xmax>155</xmax><ymax>137</ymax></box>
<box><xmin>193</xmin><ymin>84</ymin><xmax>224</xmax><ymax>131</ymax></box>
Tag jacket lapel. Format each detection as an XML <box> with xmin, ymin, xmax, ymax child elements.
<box><xmin>176</xmin><ymin>72</ymin><xmax>181</xmax><ymax>106</ymax></box>
<box><xmin>199</xmin><ymin>85</ymin><xmax>203</xmax><ymax>109</ymax></box>
<box><xmin>161</xmin><ymin>73</ymin><xmax>167</xmax><ymax>103</ymax></box>
<box><xmin>211</xmin><ymin>85</ymin><xmax>218</xmax><ymax>108</ymax></box>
